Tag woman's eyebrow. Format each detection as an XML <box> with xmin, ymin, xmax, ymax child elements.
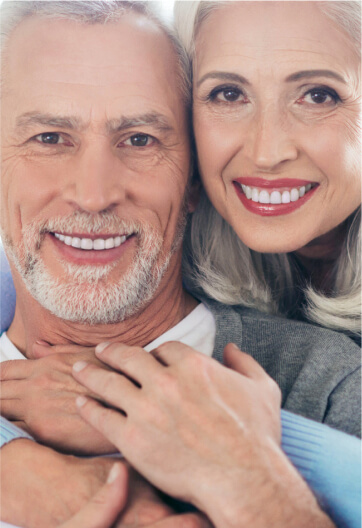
<box><xmin>285</xmin><ymin>70</ymin><xmax>347</xmax><ymax>84</ymax></box>
<box><xmin>196</xmin><ymin>71</ymin><xmax>250</xmax><ymax>88</ymax></box>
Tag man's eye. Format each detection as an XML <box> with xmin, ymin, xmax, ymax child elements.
<box><xmin>34</xmin><ymin>132</ymin><xmax>65</xmax><ymax>144</ymax></box>
<box><xmin>124</xmin><ymin>134</ymin><xmax>153</xmax><ymax>147</ymax></box>
<box><xmin>298</xmin><ymin>88</ymin><xmax>339</xmax><ymax>105</ymax></box>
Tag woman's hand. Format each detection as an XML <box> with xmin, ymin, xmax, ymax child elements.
<box><xmin>72</xmin><ymin>341</ymin><xmax>282</xmax><ymax>513</ymax></box>
<box><xmin>0</xmin><ymin>343</ymin><xmax>116</xmax><ymax>454</ymax></box>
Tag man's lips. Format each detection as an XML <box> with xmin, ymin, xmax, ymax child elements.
<box><xmin>52</xmin><ymin>231</ymin><xmax>130</xmax><ymax>250</ymax></box>
<box><xmin>48</xmin><ymin>232</ymin><xmax>135</xmax><ymax>264</ymax></box>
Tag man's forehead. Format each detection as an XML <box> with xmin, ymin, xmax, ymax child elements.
<box><xmin>3</xmin><ymin>13</ymin><xmax>186</xmax><ymax>129</ymax></box>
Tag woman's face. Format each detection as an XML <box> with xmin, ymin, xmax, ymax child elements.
<box><xmin>193</xmin><ymin>2</ymin><xmax>360</xmax><ymax>254</ymax></box>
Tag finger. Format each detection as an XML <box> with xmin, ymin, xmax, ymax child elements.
<box><xmin>0</xmin><ymin>360</ymin><xmax>33</xmax><ymax>381</ymax></box>
<box><xmin>32</xmin><ymin>342</ymin><xmax>93</xmax><ymax>359</ymax></box>
<box><xmin>95</xmin><ymin>342</ymin><xmax>162</xmax><ymax>385</ymax></box>
<box><xmin>60</xmin><ymin>463</ymin><xmax>128</xmax><ymax>528</ymax></box>
<box><xmin>73</xmin><ymin>362</ymin><xmax>140</xmax><ymax>411</ymax></box>
<box><xmin>0</xmin><ymin>379</ymin><xmax>25</xmax><ymax>399</ymax></box>
<box><xmin>150</xmin><ymin>513</ymin><xmax>213</xmax><ymax>528</ymax></box>
<box><xmin>223</xmin><ymin>343</ymin><xmax>268</xmax><ymax>380</ymax></box>
<box><xmin>150</xmin><ymin>341</ymin><xmax>198</xmax><ymax>366</ymax></box>
<box><xmin>76</xmin><ymin>396</ymin><xmax>126</xmax><ymax>450</ymax></box>
<box><xmin>0</xmin><ymin>398</ymin><xmax>24</xmax><ymax>420</ymax></box>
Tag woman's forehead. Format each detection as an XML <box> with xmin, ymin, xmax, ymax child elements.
<box><xmin>195</xmin><ymin>2</ymin><xmax>358</xmax><ymax>74</ymax></box>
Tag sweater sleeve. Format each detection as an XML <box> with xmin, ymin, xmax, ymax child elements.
<box><xmin>0</xmin><ymin>416</ymin><xmax>34</xmax><ymax>448</ymax></box>
<box><xmin>281</xmin><ymin>410</ymin><xmax>361</xmax><ymax>528</ymax></box>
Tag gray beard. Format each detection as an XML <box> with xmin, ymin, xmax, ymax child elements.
<box><xmin>4</xmin><ymin>211</ymin><xmax>186</xmax><ymax>325</ymax></box>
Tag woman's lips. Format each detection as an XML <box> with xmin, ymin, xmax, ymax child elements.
<box><xmin>233</xmin><ymin>178</ymin><xmax>319</xmax><ymax>216</ymax></box>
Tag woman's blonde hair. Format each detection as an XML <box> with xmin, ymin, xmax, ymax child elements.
<box><xmin>176</xmin><ymin>1</ymin><xmax>361</xmax><ymax>340</ymax></box>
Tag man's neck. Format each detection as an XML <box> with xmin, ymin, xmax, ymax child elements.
<box><xmin>7</xmin><ymin>259</ymin><xmax>198</xmax><ymax>359</ymax></box>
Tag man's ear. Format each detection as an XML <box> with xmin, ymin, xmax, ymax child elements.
<box><xmin>187</xmin><ymin>179</ymin><xmax>202</xmax><ymax>213</ymax></box>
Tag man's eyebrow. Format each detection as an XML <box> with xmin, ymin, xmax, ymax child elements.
<box><xmin>196</xmin><ymin>71</ymin><xmax>250</xmax><ymax>88</ymax></box>
<box><xmin>15</xmin><ymin>112</ymin><xmax>84</xmax><ymax>131</ymax></box>
<box><xmin>106</xmin><ymin>113</ymin><xmax>174</xmax><ymax>134</ymax></box>
<box><xmin>285</xmin><ymin>70</ymin><xmax>347</xmax><ymax>84</ymax></box>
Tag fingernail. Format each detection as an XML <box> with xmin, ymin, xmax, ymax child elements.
<box><xmin>229</xmin><ymin>343</ymin><xmax>240</xmax><ymax>351</ymax></box>
<box><xmin>73</xmin><ymin>361</ymin><xmax>88</xmax><ymax>372</ymax></box>
<box><xmin>35</xmin><ymin>340</ymin><xmax>49</xmax><ymax>346</ymax></box>
<box><xmin>96</xmin><ymin>342</ymin><xmax>111</xmax><ymax>355</ymax></box>
<box><xmin>76</xmin><ymin>395</ymin><xmax>87</xmax><ymax>408</ymax></box>
<box><xmin>107</xmin><ymin>463</ymin><xmax>121</xmax><ymax>484</ymax></box>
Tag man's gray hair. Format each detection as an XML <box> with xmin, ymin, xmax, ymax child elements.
<box><xmin>1</xmin><ymin>0</ymin><xmax>191</xmax><ymax>104</ymax></box>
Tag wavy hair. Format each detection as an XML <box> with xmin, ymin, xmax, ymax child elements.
<box><xmin>176</xmin><ymin>1</ymin><xmax>361</xmax><ymax>340</ymax></box>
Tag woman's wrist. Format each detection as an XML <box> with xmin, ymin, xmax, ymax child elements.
<box><xmin>193</xmin><ymin>442</ymin><xmax>335</xmax><ymax>528</ymax></box>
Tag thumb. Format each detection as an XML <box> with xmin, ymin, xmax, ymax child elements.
<box><xmin>223</xmin><ymin>343</ymin><xmax>266</xmax><ymax>379</ymax></box>
<box><xmin>60</xmin><ymin>462</ymin><xmax>129</xmax><ymax>528</ymax></box>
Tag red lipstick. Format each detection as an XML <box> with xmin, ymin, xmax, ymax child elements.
<box><xmin>233</xmin><ymin>180</ymin><xmax>318</xmax><ymax>217</ymax></box>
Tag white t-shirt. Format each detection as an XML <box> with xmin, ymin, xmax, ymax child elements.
<box><xmin>0</xmin><ymin>303</ymin><xmax>216</xmax><ymax>362</ymax></box>
<box><xmin>0</xmin><ymin>303</ymin><xmax>216</xmax><ymax>528</ymax></box>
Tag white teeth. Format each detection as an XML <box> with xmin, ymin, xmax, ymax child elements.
<box><xmin>105</xmin><ymin>238</ymin><xmax>115</xmax><ymax>249</ymax></box>
<box><xmin>270</xmin><ymin>191</ymin><xmax>282</xmax><ymax>204</ymax></box>
<box><xmin>259</xmin><ymin>190</ymin><xmax>270</xmax><ymax>204</ymax></box>
<box><xmin>241</xmin><ymin>183</ymin><xmax>313</xmax><ymax>205</ymax></box>
<box><xmin>93</xmin><ymin>239</ymin><xmax>105</xmax><ymax>251</ymax></box>
<box><xmin>71</xmin><ymin>237</ymin><xmax>81</xmax><ymax>248</ymax></box>
<box><xmin>290</xmin><ymin>188</ymin><xmax>299</xmax><ymax>202</ymax></box>
<box><xmin>281</xmin><ymin>191</ymin><xmax>291</xmax><ymax>204</ymax></box>
<box><xmin>53</xmin><ymin>233</ymin><xmax>128</xmax><ymax>251</ymax></box>
<box><xmin>81</xmin><ymin>238</ymin><xmax>93</xmax><ymax>250</ymax></box>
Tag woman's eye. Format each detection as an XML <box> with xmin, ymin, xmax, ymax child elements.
<box><xmin>124</xmin><ymin>134</ymin><xmax>153</xmax><ymax>147</ymax></box>
<box><xmin>210</xmin><ymin>87</ymin><xmax>245</xmax><ymax>103</ymax></box>
<box><xmin>299</xmin><ymin>88</ymin><xmax>339</xmax><ymax>105</ymax></box>
<box><xmin>34</xmin><ymin>132</ymin><xmax>65</xmax><ymax>144</ymax></box>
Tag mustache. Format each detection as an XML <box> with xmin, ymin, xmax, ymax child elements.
<box><xmin>22</xmin><ymin>211</ymin><xmax>152</xmax><ymax>251</ymax></box>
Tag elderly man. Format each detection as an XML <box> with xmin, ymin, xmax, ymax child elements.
<box><xmin>0</xmin><ymin>2</ymin><xmax>360</xmax><ymax>528</ymax></box>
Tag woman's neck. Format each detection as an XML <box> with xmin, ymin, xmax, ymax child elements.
<box><xmin>292</xmin><ymin>222</ymin><xmax>347</xmax><ymax>293</ymax></box>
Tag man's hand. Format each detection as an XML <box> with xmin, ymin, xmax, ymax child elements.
<box><xmin>0</xmin><ymin>343</ymin><xmax>116</xmax><ymax>454</ymax></box>
<box><xmin>61</xmin><ymin>463</ymin><xmax>212</xmax><ymax>528</ymax></box>
<box><xmin>0</xmin><ymin>438</ymin><xmax>118</xmax><ymax>528</ymax></box>
<box><xmin>1</xmin><ymin>439</ymin><xmax>213</xmax><ymax>528</ymax></box>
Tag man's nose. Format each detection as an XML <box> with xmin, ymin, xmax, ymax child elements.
<box><xmin>63</xmin><ymin>144</ymin><xmax>126</xmax><ymax>213</ymax></box>
<box><xmin>244</xmin><ymin>105</ymin><xmax>299</xmax><ymax>171</ymax></box>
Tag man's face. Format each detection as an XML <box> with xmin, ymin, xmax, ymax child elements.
<box><xmin>1</xmin><ymin>13</ymin><xmax>191</xmax><ymax>324</ymax></box>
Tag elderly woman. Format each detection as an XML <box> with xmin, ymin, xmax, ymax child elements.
<box><xmin>179</xmin><ymin>0</ymin><xmax>361</xmax><ymax>343</ymax></box>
